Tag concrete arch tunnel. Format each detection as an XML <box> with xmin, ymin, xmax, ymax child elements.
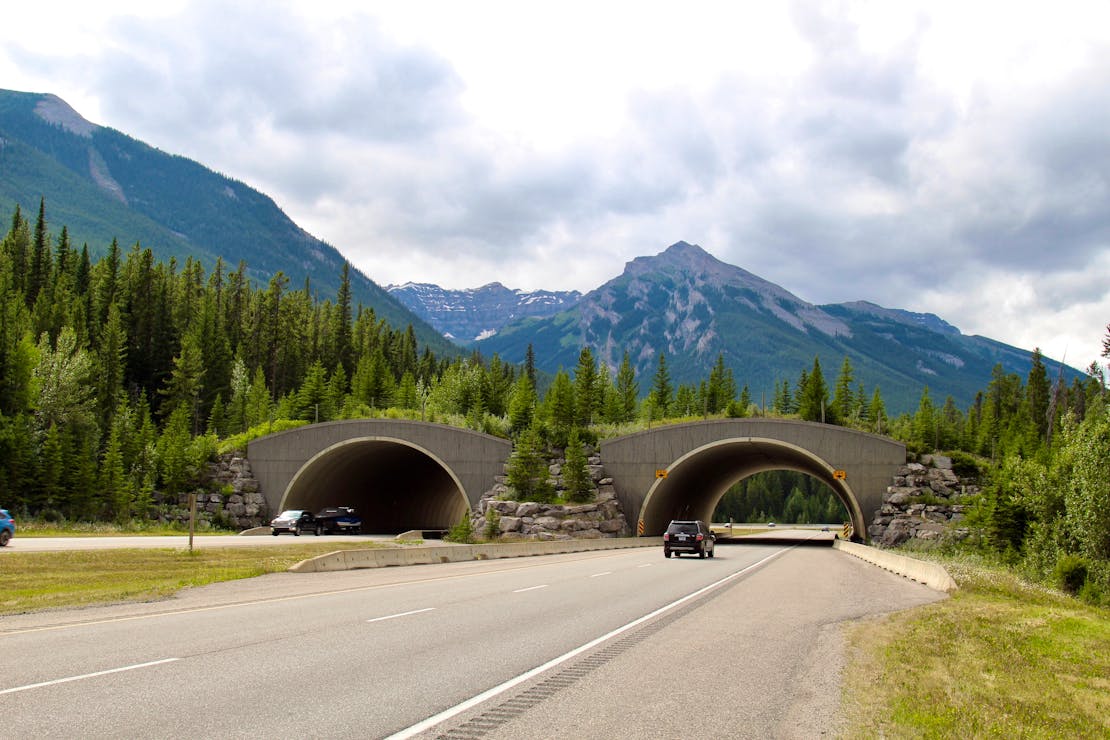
<box><xmin>282</xmin><ymin>438</ymin><xmax>469</xmax><ymax>533</ymax></box>
<box><xmin>247</xmin><ymin>420</ymin><xmax>512</xmax><ymax>534</ymax></box>
<box><xmin>637</xmin><ymin>437</ymin><xmax>865</xmax><ymax>535</ymax></box>
<box><xmin>600</xmin><ymin>419</ymin><xmax>906</xmax><ymax>540</ymax></box>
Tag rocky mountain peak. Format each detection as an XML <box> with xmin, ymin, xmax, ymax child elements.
<box><xmin>34</xmin><ymin>93</ymin><xmax>97</xmax><ymax>138</ymax></box>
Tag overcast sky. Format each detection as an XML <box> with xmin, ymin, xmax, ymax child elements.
<box><xmin>3</xmin><ymin>1</ymin><xmax>1108</xmax><ymax>370</ymax></box>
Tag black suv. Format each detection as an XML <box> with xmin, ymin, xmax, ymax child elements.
<box><xmin>663</xmin><ymin>520</ymin><xmax>715</xmax><ymax>558</ymax></box>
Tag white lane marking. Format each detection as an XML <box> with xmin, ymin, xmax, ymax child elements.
<box><xmin>386</xmin><ymin>549</ymin><xmax>788</xmax><ymax>739</ymax></box>
<box><xmin>589</xmin><ymin>571</ymin><xmax>612</xmax><ymax>578</ymax></box>
<box><xmin>367</xmin><ymin>608</ymin><xmax>436</xmax><ymax>624</ymax></box>
<box><xmin>512</xmin><ymin>585</ymin><xmax>549</xmax><ymax>593</ymax></box>
<box><xmin>637</xmin><ymin>563</ymin><xmax>652</xmax><ymax>568</ymax></box>
<box><xmin>0</xmin><ymin>658</ymin><xmax>179</xmax><ymax>696</ymax></box>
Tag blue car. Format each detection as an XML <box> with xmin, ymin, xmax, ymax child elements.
<box><xmin>0</xmin><ymin>508</ymin><xmax>14</xmax><ymax>547</ymax></box>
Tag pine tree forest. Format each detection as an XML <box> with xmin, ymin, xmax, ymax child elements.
<box><xmin>3</xmin><ymin>202</ymin><xmax>1109</xmax><ymax>598</ymax></box>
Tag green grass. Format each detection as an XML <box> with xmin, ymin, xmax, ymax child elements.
<box><xmin>841</xmin><ymin>555</ymin><xmax>1110</xmax><ymax>738</ymax></box>
<box><xmin>12</xmin><ymin>520</ymin><xmax>238</xmax><ymax>537</ymax></box>
<box><xmin>0</xmin><ymin>542</ymin><xmax>391</xmax><ymax>615</ymax></box>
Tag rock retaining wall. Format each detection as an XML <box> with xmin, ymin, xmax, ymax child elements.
<box><xmin>868</xmin><ymin>454</ymin><xmax>978</xmax><ymax>547</ymax></box>
<box><xmin>471</xmin><ymin>450</ymin><xmax>631</xmax><ymax>540</ymax></box>
<box><xmin>159</xmin><ymin>454</ymin><xmax>269</xmax><ymax>530</ymax></box>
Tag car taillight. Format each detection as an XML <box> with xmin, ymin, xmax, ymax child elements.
<box><xmin>662</xmin><ymin>533</ymin><xmax>670</xmax><ymax>541</ymax></box>
<box><xmin>696</xmin><ymin>533</ymin><xmax>704</xmax><ymax>541</ymax></box>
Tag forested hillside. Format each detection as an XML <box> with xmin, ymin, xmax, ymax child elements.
<box><xmin>0</xmin><ymin>89</ymin><xmax>453</xmax><ymax>357</ymax></box>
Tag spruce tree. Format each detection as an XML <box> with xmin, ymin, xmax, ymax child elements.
<box><xmin>832</xmin><ymin>356</ymin><xmax>855</xmax><ymax>425</ymax></box>
<box><xmin>615</xmin><ymin>351</ymin><xmax>638</xmax><ymax>422</ymax></box>
<box><xmin>562</xmin><ymin>428</ymin><xmax>593</xmax><ymax>503</ymax></box>
<box><xmin>506</xmin><ymin>425</ymin><xmax>555</xmax><ymax>503</ymax></box>
<box><xmin>796</xmin><ymin>358</ymin><xmax>829</xmax><ymax>422</ymax></box>
<box><xmin>573</xmin><ymin>347</ymin><xmax>599</xmax><ymax>426</ymax></box>
<box><xmin>649</xmin><ymin>351</ymin><xmax>672</xmax><ymax>419</ymax></box>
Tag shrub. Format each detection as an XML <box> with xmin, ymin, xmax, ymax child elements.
<box><xmin>1054</xmin><ymin>553</ymin><xmax>1089</xmax><ymax>595</ymax></box>
<box><xmin>484</xmin><ymin>508</ymin><xmax>501</xmax><ymax>540</ymax></box>
<box><xmin>446</xmin><ymin>513</ymin><xmax>474</xmax><ymax>544</ymax></box>
<box><xmin>945</xmin><ymin>450</ymin><xmax>986</xmax><ymax>479</ymax></box>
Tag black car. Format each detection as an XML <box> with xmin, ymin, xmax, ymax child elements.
<box><xmin>663</xmin><ymin>520</ymin><xmax>715</xmax><ymax>558</ymax></box>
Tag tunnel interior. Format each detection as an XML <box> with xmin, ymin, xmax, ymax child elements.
<box><xmin>280</xmin><ymin>439</ymin><xmax>468</xmax><ymax>534</ymax></box>
<box><xmin>640</xmin><ymin>438</ymin><xmax>860</xmax><ymax>535</ymax></box>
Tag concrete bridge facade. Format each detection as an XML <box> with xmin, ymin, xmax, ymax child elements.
<box><xmin>599</xmin><ymin>419</ymin><xmax>906</xmax><ymax>538</ymax></box>
<box><xmin>247</xmin><ymin>418</ymin><xmax>905</xmax><ymax>539</ymax></box>
<box><xmin>247</xmin><ymin>420</ymin><xmax>511</xmax><ymax>533</ymax></box>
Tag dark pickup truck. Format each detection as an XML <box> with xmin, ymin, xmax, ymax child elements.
<box><xmin>314</xmin><ymin>507</ymin><xmax>362</xmax><ymax>535</ymax></box>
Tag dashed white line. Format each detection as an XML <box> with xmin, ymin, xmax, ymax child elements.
<box><xmin>0</xmin><ymin>658</ymin><xmax>179</xmax><ymax>696</ymax></box>
<box><xmin>387</xmin><ymin>549</ymin><xmax>788</xmax><ymax>739</ymax></box>
<box><xmin>512</xmin><ymin>585</ymin><xmax>549</xmax><ymax>593</ymax></box>
<box><xmin>589</xmin><ymin>571</ymin><xmax>612</xmax><ymax>578</ymax></box>
<box><xmin>637</xmin><ymin>563</ymin><xmax>653</xmax><ymax>568</ymax></box>
<box><xmin>366</xmin><ymin>608</ymin><xmax>436</xmax><ymax>623</ymax></box>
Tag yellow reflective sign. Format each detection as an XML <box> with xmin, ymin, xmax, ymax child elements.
<box><xmin>833</xmin><ymin>469</ymin><xmax>847</xmax><ymax>480</ymax></box>
<box><xmin>655</xmin><ymin>469</ymin><xmax>668</xmax><ymax>478</ymax></box>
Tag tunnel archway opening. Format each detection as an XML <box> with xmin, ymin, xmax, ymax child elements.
<box><xmin>639</xmin><ymin>437</ymin><xmax>864</xmax><ymax>537</ymax></box>
<box><xmin>712</xmin><ymin>470</ymin><xmax>848</xmax><ymax>526</ymax></box>
<box><xmin>278</xmin><ymin>438</ymin><xmax>469</xmax><ymax>534</ymax></box>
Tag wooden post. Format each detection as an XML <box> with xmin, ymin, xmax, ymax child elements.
<box><xmin>188</xmin><ymin>492</ymin><xmax>197</xmax><ymax>552</ymax></box>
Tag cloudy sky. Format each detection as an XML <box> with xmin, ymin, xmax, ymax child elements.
<box><xmin>3</xmin><ymin>1</ymin><xmax>1109</xmax><ymax>370</ymax></box>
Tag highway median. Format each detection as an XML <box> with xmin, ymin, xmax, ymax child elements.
<box><xmin>288</xmin><ymin>537</ymin><xmax>662</xmax><ymax>572</ymax></box>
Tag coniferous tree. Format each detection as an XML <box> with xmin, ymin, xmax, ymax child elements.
<box><xmin>297</xmin><ymin>360</ymin><xmax>330</xmax><ymax>422</ymax></box>
<box><xmin>524</xmin><ymin>343</ymin><xmax>536</xmax><ymax>387</ymax></box>
<box><xmin>545</xmin><ymin>370</ymin><xmax>575</xmax><ymax>446</ymax></box>
<box><xmin>573</xmin><ymin>347</ymin><xmax>600</xmax><ymax>426</ymax></box>
<box><xmin>832</xmin><ymin>356</ymin><xmax>855</xmax><ymax>425</ymax></box>
<box><xmin>96</xmin><ymin>303</ymin><xmax>127</xmax><ymax>429</ymax></box>
<box><xmin>27</xmin><ymin>198</ymin><xmax>50</xmax><ymax>307</ymax></box>
<box><xmin>505</xmin><ymin>425</ymin><xmax>554</xmax><ymax>503</ymax></box>
<box><xmin>796</xmin><ymin>357</ymin><xmax>829</xmax><ymax>423</ymax></box>
<box><xmin>1025</xmin><ymin>348</ymin><xmax>1051</xmax><ymax>443</ymax></box>
<box><xmin>507</xmin><ymin>373</ymin><xmax>537</xmax><ymax>436</ymax></box>
<box><xmin>332</xmin><ymin>262</ymin><xmax>354</xmax><ymax>376</ymax></box>
<box><xmin>614</xmin><ymin>351</ymin><xmax>638</xmax><ymax>423</ymax></box>
<box><xmin>562</xmin><ymin>427</ymin><xmax>593</xmax><ymax>503</ymax></box>
<box><xmin>649</xmin><ymin>351</ymin><xmax>672</xmax><ymax>419</ymax></box>
<box><xmin>160</xmin><ymin>327</ymin><xmax>206</xmax><ymax>434</ymax></box>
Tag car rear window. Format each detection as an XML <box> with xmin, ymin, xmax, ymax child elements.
<box><xmin>667</xmin><ymin>522</ymin><xmax>699</xmax><ymax>534</ymax></box>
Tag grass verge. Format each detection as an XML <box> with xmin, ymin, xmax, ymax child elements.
<box><xmin>841</xmin><ymin>554</ymin><xmax>1110</xmax><ymax>738</ymax></box>
<box><xmin>0</xmin><ymin>542</ymin><xmax>389</xmax><ymax>616</ymax></box>
<box><xmin>12</xmin><ymin>522</ymin><xmax>237</xmax><ymax>537</ymax></box>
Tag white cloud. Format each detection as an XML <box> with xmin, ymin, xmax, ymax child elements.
<box><xmin>1</xmin><ymin>0</ymin><xmax>1108</xmax><ymax>368</ymax></box>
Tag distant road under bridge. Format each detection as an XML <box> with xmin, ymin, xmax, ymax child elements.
<box><xmin>247</xmin><ymin>418</ymin><xmax>905</xmax><ymax>540</ymax></box>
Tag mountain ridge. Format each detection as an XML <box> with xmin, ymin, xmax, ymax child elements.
<box><xmin>0</xmin><ymin>88</ymin><xmax>456</xmax><ymax>357</ymax></box>
<box><xmin>475</xmin><ymin>241</ymin><xmax>1080</xmax><ymax>413</ymax></box>
<box><xmin>386</xmin><ymin>280</ymin><xmax>581</xmax><ymax>343</ymax></box>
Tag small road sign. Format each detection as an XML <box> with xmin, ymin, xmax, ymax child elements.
<box><xmin>833</xmin><ymin>469</ymin><xmax>847</xmax><ymax>480</ymax></box>
<box><xmin>655</xmin><ymin>469</ymin><xmax>668</xmax><ymax>478</ymax></box>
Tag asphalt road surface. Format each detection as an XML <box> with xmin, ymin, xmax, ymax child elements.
<box><xmin>1</xmin><ymin>544</ymin><xmax>944</xmax><ymax>738</ymax></box>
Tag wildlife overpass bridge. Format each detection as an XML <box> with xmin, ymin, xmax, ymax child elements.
<box><xmin>247</xmin><ymin>418</ymin><xmax>905</xmax><ymax>539</ymax></box>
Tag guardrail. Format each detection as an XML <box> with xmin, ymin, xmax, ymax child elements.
<box><xmin>832</xmin><ymin>538</ymin><xmax>957</xmax><ymax>592</ymax></box>
<box><xmin>289</xmin><ymin>537</ymin><xmax>662</xmax><ymax>572</ymax></box>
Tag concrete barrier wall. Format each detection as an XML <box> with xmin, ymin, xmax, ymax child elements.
<box><xmin>833</xmin><ymin>538</ymin><xmax>957</xmax><ymax>592</ymax></box>
<box><xmin>289</xmin><ymin>537</ymin><xmax>662</xmax><ymax>572</ymax></box>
